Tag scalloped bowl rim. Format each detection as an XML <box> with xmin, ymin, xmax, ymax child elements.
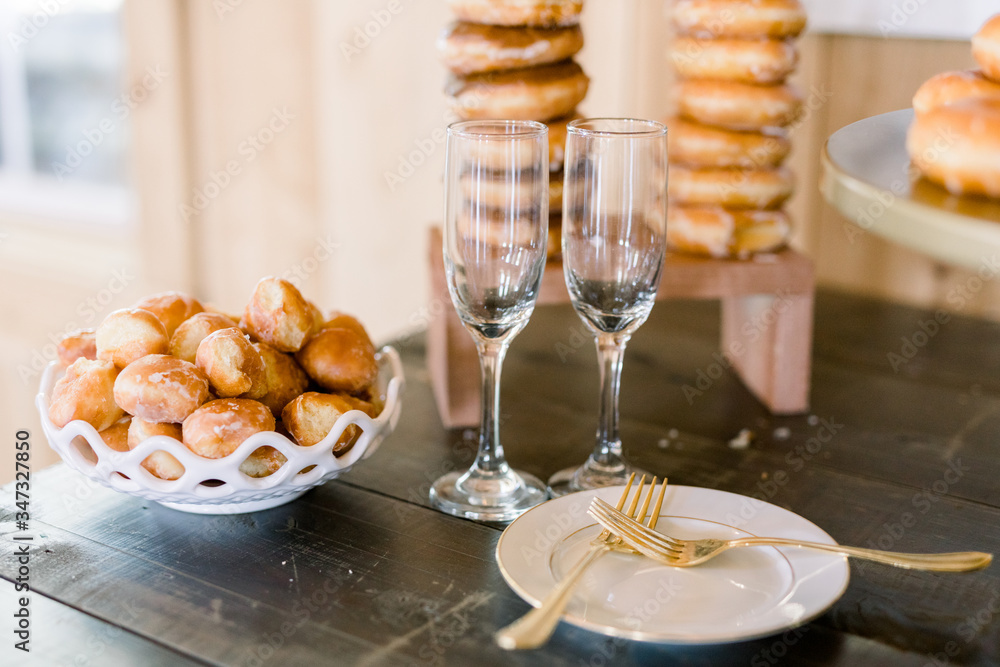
<box><xmin>36</xmin><ymin>346</ymin><xmax>405</xmax><ymax>514</ymax></box>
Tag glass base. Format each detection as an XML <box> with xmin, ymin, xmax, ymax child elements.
<box><xmin>547</xmin><ymin>460</ymin><xmax>654</xmax><ymax>498</ymax></box>
<box><xmin>430</xmin><ymin>468</ymin><xmax>547</xmax><ymax>522</ymax></box>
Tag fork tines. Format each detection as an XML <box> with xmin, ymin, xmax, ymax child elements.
<box><xmin>589</xmin><ymin>496</ymin><xmax>681</xmax><ymax>553</ymax></box>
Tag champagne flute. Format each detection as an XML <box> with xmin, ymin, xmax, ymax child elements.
<box><xmin>431</xmin><ymin>119</ymin><xmax>549</xmax><ymax>522</ymax></box>
<box><xmin>548</xmin><ymin>118</ymin><xmax>668</xmax><ymax>497</ymax></box>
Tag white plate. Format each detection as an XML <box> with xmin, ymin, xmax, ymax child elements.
<box><xmin>495</xmin><ymin>484</ymin><xmax>850</xmax><ymax>644</ymax></box>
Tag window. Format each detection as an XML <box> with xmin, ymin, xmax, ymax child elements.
<box><xmin>0</xmin><ymin>0</ymin><xmax>131</xmax><ymax>226</ymax></box>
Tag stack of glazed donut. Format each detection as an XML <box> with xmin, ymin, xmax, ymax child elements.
<box><xmin>47</xmin><ymin>278</ymin><xmax>382</xmax><ymax>481</ymax></box>
<box><xmin>666</xmin><ymin>0</ymin><xmax>807</xmax><ymax>258</ymax></box>
<box><xmin>439</xmin><ymin>0</ymin><xmax>589</xmax><ymax>258</ymax></box>
<box><xmin>908</xmin><ymin>14</ymin><xmax>1000</xmax><ymax>199</ymax></box>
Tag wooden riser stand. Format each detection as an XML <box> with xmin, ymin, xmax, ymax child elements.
<box><xmin>428</xmin><ymin>227</ymin><xmax>815</xmax><ymax>428</ymax></box>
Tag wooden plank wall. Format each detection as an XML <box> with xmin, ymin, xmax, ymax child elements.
<box><xmin>787</xmin><ymin>35</ymin><xmax>1000</xmax><ymax>320</ymax></box>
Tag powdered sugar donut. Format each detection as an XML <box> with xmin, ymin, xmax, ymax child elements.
<box><xmin>114</xmin><ymin>354</ymin><xmax>211</xmax><ymax>423</ymax></box>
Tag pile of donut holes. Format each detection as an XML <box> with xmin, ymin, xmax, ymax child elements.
<box><xmin>439</xmin><ymin>0</ymin><xmax>589</xmax><ymax>260</ymax></box>
<box><xmin>47</xmin><ymin>277</ymin><xmax>382</xmax><ymax>481</ymax></box>
<box><xmin>908</xmin><ymin>14</ymin><xmax>1000</xmax><ymax>199</ymax></box>
<box><xmin>666</xmin><ymin>0</ymin><xmax>807</xmax><ymax>259</ymax></box>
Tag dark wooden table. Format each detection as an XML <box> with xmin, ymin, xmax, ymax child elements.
<box><xmin>3</xmin><ymin>290</ymin><xmax>1000</xmax><ymax>666</ymax></box>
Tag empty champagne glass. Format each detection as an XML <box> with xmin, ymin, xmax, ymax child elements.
<box><xmin>548</xmin><ymin>118</ymin><xmax>668</xmax><ymax>497</ymax></box>
<box><xmin>431</xmin><ymin>120</ymin><xmax>549</xmax><ymax>521</ymax></box>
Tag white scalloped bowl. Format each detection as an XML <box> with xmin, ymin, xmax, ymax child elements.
<box><xmin>36</xmin><ymin>346</ymin><xmax>404</xmax><ymax>514</ymax></box>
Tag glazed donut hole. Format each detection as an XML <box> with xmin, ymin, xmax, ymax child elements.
<box><xmin>195</xmin><ymin>327</ymin><xmax>266</xmax><ymax>399</ymax></box>
<box><xmin>57</xmin><ymin>329</ymin><xmax>97</xmax><ymax>366</ymax></box>
<box><xmin>296</xmin><ymin>327</ymin><xmax>379</xmax><ymax>394</ymax></box>
<box><xmin>49</xmin><ymin>358</ymin><xmax>125</xmax><ymax>431</ymax></box>
<box><xmin>100</xmin><ymin>417</ymin><xmax>132</xmax><ymax>453</ymax></box>
<box><xmin>169</xmin><ymin>312</ymin><xmax>239</xmax><ymax>363</ymax></box>
<box><xmin>239</xmin><ymin>446</ymin><xmax>288</xmax><ymax>479</ymax></box>
<box><xmin>320</xmin><ymin>312</ymin><xmax>374</xmax><ymax>350</ymax></box>
<box><xmin>114</xmin><ymin>354</ymin><xmax>211</xmax><ymax>424</ymax></box>
<box><xmin>253</xmin><ymin>342</ymin><xmax>310</xmax><ymax>418</ymax></box>
<box><xmin>181</xmin><ymin>398</ymin><xmax>276</xmax><ymax>459</ymax></box>
<box><xmin>133</xmin><ymin>291</ymin><xmax>204</xmax><ymax>338</ymax></box>
<box><xmin>128</xmin><ymin>418</ymin><xmax>185</xmax><ymax>480</ymax></box>
<box><xmin>243</xmin><ymin>277</ymin><xmax>321</xmax><ymax>353</ymax></box>
<box><xmin>69</xmin><ymin>416</ymin><xmax>130</xmax><ymax>466</ymax></box>
<box><xmin>282</xmin><ymin>392</ymin><xmax>364</xmax><ymax>452</ymax></box>
<box><xmin>47</xmin><ymin>279</ymin><xmax>385</xmax><ymax>481</ymax></box>
<box><xmin>96</xmin><ymin>308</ymin><xmax>170</xmax><ymax>369</ymax></box>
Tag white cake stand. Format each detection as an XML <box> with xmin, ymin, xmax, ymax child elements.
<box><xmin>821</xmin><ymin>109</ymin><xmax>1000</xmax><ymax>271</ymax></box>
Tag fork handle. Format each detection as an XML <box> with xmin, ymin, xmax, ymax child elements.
<box><xmin>732</xmin><ymin>538</ymin><xmax>992</xmax><ymax>572</ymax></box>
<box><xmin>495</xmin><ymin>543</ymin><xmax>611</xmax><ymax>650</ymax></box>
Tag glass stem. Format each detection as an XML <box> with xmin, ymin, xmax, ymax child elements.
<box><xmin>593</xmin><ymin>332</ymin><xmax>629</xmax><ymax>468</ymax></box>
<box><xmin>474</xmin><ymin>339</ymin><xmax>510</xmax><ymax>475</ymax></box>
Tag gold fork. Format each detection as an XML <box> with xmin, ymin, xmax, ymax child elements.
<box><xmin>495</xmin><ymin>474</ymin><xmax>668</xmax><ymax>650</ymax></box>
<box><xmin>589</xmin><ymin>497</ymin><xmax>993</xmax><ymax>572</ymax></box>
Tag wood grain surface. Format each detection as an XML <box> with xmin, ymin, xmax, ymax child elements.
<box><xmin>3</xmin><ymin>291</ymin><xmax>999</xmax><ymax>665</ymax></box>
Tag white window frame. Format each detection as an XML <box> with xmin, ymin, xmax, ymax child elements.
<box><xmin>0</xmin><ymin>1</ymin><xmax>132</xmax><ymax>228</ymax></box>
<box><xmin>802</xmin><ymin>0</ymin><xmax>997</xmax><ymax>40</ymax></box>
